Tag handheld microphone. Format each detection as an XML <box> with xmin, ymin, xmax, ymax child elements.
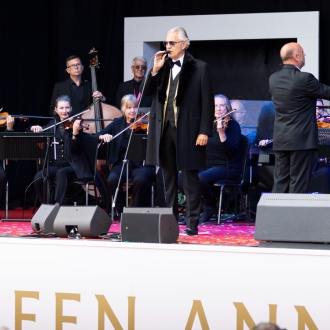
<box><xmin>163</xmin><ymin>50</ymin><xmax>171</xmax><ymax>55</ymax></box>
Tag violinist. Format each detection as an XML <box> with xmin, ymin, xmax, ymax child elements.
<box><xmin>49</xmin><ymin>55</ymin><xmax>106</xmax><ymax>117</ymax></box>
<box><xmin>316</xmin><ymin>98</ymin><xmax>330</xmax><ymax>128</ymax></box>
<box><xmin>96</xmin><ymin>94</ymin><xmax>155</xmax><ymax>219</ymax></box>
<box><xmin>32</xmin><ymin>95</ymin><xmax>93</xmax><ymax>206</ymax></box>
<box><xmin>0</xmin><ymin>115</ymin><xmax>15</xmax><ymax>207</ymax></box>
<box><xmin>179</xmin><ymin>94</ymin><xmax>241</xmax><ymax>223</ymax></box>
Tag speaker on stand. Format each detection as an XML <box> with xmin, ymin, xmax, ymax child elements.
<box><xmin>255</xmin><ymin>193</ymin><xmax>330</xmax><ymax>249</ymax></box>
<box><xmin>53</xmin><ymin>205</ymin><xmax>112</xmax><ymax>238</ymax></box>
<box><xmin>31</xmin><ymin>204</ymin><xmax>60</xmax><ymax>234</ymax></box>
<box><xmin>121</xmin><ymin>207</ymin><xmax>179</xmax><ymax>243</ymax></box>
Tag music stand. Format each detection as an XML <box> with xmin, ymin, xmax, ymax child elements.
<box><xmin>0</xmin><ymin>124</ymin><xmax>55</xmax><ymax>221</ymax></box>
<box><xmin>122</xmin><ymin>134</ymin><xmax>148</xmax><ymax>207</ymax></box>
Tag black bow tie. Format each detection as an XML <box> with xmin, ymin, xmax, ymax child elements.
<box><xmin>169</xmin><ymin>60</ymin><xmax>181</xmax><ymax>68</ymax></box>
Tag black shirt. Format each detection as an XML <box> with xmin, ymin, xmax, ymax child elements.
<box><xmin>206</xmin><ymin>119</ymin><xmax>241</xmax><ymax>170</ymax></box>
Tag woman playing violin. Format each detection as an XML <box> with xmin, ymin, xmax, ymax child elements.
<box><xmin>179</xmin><ymin>94</ymin><xmax>241</xmax><ymax>222</ymax></box>
<box><xmin>97</xmin><ymin>94</ymin><xmax>154</xmax><ymax>219</ymax></box>
<box><xmin>31</xmin><ymin>95</ymin><xmax>93</xmax><ymax>206</ymax></box>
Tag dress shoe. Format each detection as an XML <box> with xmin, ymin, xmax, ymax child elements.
<box><xmin>199</xmin><ymin>205</ymin><xmax>217</xmax><ymax>223</ymax></box>
<box><xmin>182</xmin><ymin>227</ymin><xmax>198</xmax><ymax>236</ymax></box>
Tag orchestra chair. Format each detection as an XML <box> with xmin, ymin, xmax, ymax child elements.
<box><xmin>213</xmin><ymin>134</ymin><xmax>250</xmax><ymax>224</ymax></box>
<box><xmin>50</xmin><ymin>133</ymin><xmax>108</xmax><ymax>207</ymax></box>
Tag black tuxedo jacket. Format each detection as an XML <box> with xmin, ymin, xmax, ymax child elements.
<box><xmin>143</xmin><ymin>52</ymin><xmax>214</xmax><ymax>170</ymax></box>
<box><xmin>116</xmin><ymin>78</ymin><xmax>152</xmax><ymax>109</ymax></box>
<box><xmin>49</xmin><ymin>79</ymin><xmax>92</xmax><ymax>116</ymax></box>
<box><xmin>269</xmin><ymin>64</ymin><xmax>330</xmax><ymax>151</ymax></box>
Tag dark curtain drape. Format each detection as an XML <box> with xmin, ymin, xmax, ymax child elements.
<box><xmin>1</xmin><ymin>0</ymin><xmax>330</xmax><ymax>203</ymax></box>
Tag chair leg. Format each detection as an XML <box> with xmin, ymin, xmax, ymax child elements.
<box><xmin>85</xmin><ymin>183</ymin><xmax>89</xmax><ymax>206</ymax></box>
<box><xmin>238</xmin><ymin>187</ymin><xmax>249</xmax><ymax>222</ymax></box>
<box><xmin>151</xmin><ymin>183</ymin><xmax>155</xmax><ymax>207</ymax></box>
<box><xmin>217</xmin><ymin>185</ymin><xmax>225</xmax><ymax>225</ymax></box>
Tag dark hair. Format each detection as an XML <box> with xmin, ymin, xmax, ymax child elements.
<box><xmin>55</xmin><ymin>95</ymin><xmax>71</xmax><ymax>108</ymax></box>
<box><xmin>66</xmin><ymin>55</ymin><xmax>81</xmax><ymax>67</ymax></box>
<box><xmin>252</xmin><ymin>322</ymin><xmax>281</xmax><ymax>330</ymax></box>
<box><xmin>256</xmin><ymin>102</ymin><xmax>275</xmax><ymax>142</ymax></box>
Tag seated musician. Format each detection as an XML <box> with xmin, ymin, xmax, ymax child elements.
<box><xmin>31</xmin><ymin>95</ymin><xmax>94</xmax><ymax>206</ymax></box>
<box><xmin>179</xmin><ymin>94</ymin><xmax>241</xmax><ymax>223</ymax></box>
<box><xmin>309</xmin><ymin>98</ymin><xmax>330</xmax><ymax>193</ymax></box>
<box><xmin>256</xmin><ymin>102</ymin><xmax>275</xmax><ymax>149</ymax></box>
<box><xmin>96</xmin><ymin>94</ymin><xmax>155</xmax><ymax>218</ymax></box>
<box><xmin>0</xmin><ymin>116</ymin><xmax>15</xmax><ymax>207</ymax></box>
<box><xmin>316</xmin><ymin>98</ymin><xmax>330</xmax><ymax>128</ymax></box>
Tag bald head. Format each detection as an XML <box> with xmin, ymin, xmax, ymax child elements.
<box><xmin>280</xmin><ymin>42</ymin><xmax>305</xmax><ymax>69</ymax></box>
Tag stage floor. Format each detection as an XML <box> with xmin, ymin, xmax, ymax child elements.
<box><xmin>0</xmin><ymin>207</ymin><xmax>258</xmax><ymax>246</ymax></box>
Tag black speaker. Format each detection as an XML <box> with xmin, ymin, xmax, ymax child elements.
<box><xmin>31</xmin><ymin>204</ymin><xmax>60</xmax><ymax>233</ymax></box>
<box><xmin>121</xmin><ymin>207</ymin><xmax>179</xmax><ymax>243</ymax></box>
<box><xmin>255</xmin><ymin>193</ymin><xmax>330</xmax><ymax>243</ymax></box>
<box><xmin>53</xmin><ymin>205</ymin><xmax>112</xmax><ymax>238</ymax></box>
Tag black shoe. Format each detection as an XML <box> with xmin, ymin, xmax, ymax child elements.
<box><xmin>177</xmin><ymin>215</ymin><xmax>186</xmax><ymax>225</ymax></box>
<box><xmin>199</xmin><ymin>205</ymin><xmax>217</xmax><ymax>223</ymax></box>
<box><xmin>183</xmin><ymin>227</ymin><xmax>198</xmax><ymax>236</ymax></box>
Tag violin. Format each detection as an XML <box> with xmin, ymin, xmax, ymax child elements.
<box><xmin>62</xmin><ymin>116</ymin><xmax>90</xmax><ymax>130</ymax></box>
<box><xmin>214</xmin><ymin>108</ymin><xmax>237</xmax><ymax>129</ymax></box>
<box><xmin>128</xmin><ymin>113</ymin><xmax>149</xmax><ymax>132</ymax></box>
<box><xmin>0</xmin><ymin>111</ymin><xmax>29</xmax><ymax>127</ymax></box>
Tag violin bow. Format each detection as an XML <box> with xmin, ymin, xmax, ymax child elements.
<box><xmin>110</xmin><ymin>111</ymin><xmax>150</xmax><ymax>141</ymax></box>
<box><xmin>213</xmin><ymin>108</ymin><xmax>237</xmax><ymax>123</ymax></box>
<box><xmin>41</xmin><ymin>100</ymin><xmax>100</xmax><ymax>132</ymax></box>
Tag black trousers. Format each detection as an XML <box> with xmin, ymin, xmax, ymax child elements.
<box><xmin>108</xmin><ymin>163</ymin><xmax>154</xmax><ymax>214</ymax></box>
<box><xmin>34</xmin><ymin>166</ymin><xmax>76</xmax><ymax>204</ymax></box>
<box><xmin>273</xmin><ymin>149</ymin><xmax>315</xmax><ymax>193</ymax></box>
<box><xmin>0</xmin><ymin>166</ymin><xmax>6</xmax><ymax>204</ymax></box>
<box><xmin>160</xmin><ymin>122</ymin><xmax>201</xmax><ymax>229</ymax></box>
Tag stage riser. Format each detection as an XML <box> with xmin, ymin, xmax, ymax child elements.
<box><xmin>0</xmin><ymin>239</ymin><xmax>329</xmax><ymax>329</ymax></box>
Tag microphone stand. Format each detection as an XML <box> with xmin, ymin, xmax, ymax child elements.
<box><xmin>111</xmin><ymin>54</ymin><xmax>156</xmax><ymax>218</ymax></box>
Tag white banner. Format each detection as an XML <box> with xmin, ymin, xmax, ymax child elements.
<box><xmin>0</xmin><ymin>238</ymin><xmax>329</xmax><ymax>329</ymax></box>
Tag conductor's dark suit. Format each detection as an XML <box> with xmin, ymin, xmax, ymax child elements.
<box><xmin>269</xmin><ymin>64</ymin><xmax>330</xmax><ymax>193</ymax></box>
<box><xmin>144</xmin><ymin>52</ymin><xmax>214</xmax><ymax>230</ymax></box>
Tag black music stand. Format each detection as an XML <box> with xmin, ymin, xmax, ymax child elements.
<box><xmin>0</xmin><ymin>128</ymin><xmax>55</xmax><ymax>221</ymax></box>
<box><xmin>123</xmin><ymin>134</ymin><xmax>148</xmax><ymax>206</ymax></box>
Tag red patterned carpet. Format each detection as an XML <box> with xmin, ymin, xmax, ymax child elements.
<box><xmin>0</xmin><ymin>208</ymin><xmax>258</xmax><ymax>246</ymax></box>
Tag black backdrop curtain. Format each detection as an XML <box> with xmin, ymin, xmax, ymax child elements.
<box><xmin>1</xmin><ymin>0</ymin><xmax>330</xmax><ymax>204</ymax></box>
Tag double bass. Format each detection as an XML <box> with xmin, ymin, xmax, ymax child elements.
<box><xmin>82</xmin><ymin>47</ymin><xmax>121</xmax><ymax>132</ymax></box>
<box><xmin>81</xmin><ymin>48</ymin><xmax>122</xmax><ymax>198</ymax></box>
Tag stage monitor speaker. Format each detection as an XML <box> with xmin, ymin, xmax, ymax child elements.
<box><xmin>53</xmin><ymin>205</ymin><xmax>111</xmax><ymax>238</ymax></box>
<box><xmin>31</xmin><ymin>204</ymin><xmax>60</xmax><ymax>233</ymax></box>
<box><xmin>255</xmin><ymin>193</ymin><xmax>330</xmax><ymax>243</ymax></box>
<box><xmin>121</xmin><ymin>207</ymin><xmax>179</xmax><ymax>243</ymax></box>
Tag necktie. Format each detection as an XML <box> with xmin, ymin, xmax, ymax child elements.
<box><xmin>169</xmin><ymin>60</ymin><xmax>181</xmax><ymax>68</ymax></box>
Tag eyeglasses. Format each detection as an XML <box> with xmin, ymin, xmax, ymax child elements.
<box><xmin>133</xmin><ymin>65</ymin><xmax>146</xmax><ymax>70</ymax></box>
<box><xmin>163</xmin><ymin>41</ymin><xmax>182</xmax><ymax>47</ymax></box>
<box><xmin>67</xmin><ymin>63</ymin><xmax>82</xmax><ymax>69</ymax></box>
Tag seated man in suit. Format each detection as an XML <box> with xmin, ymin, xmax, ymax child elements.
<box><xmin>115</xmin><ymin>56</ymin><xmax>152</xmax><ymax>109</ymax></box>
<box><xmin>49</xmin><ymin>55</ymin><xmax>106</xmax><ymax>117</ymax></box>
